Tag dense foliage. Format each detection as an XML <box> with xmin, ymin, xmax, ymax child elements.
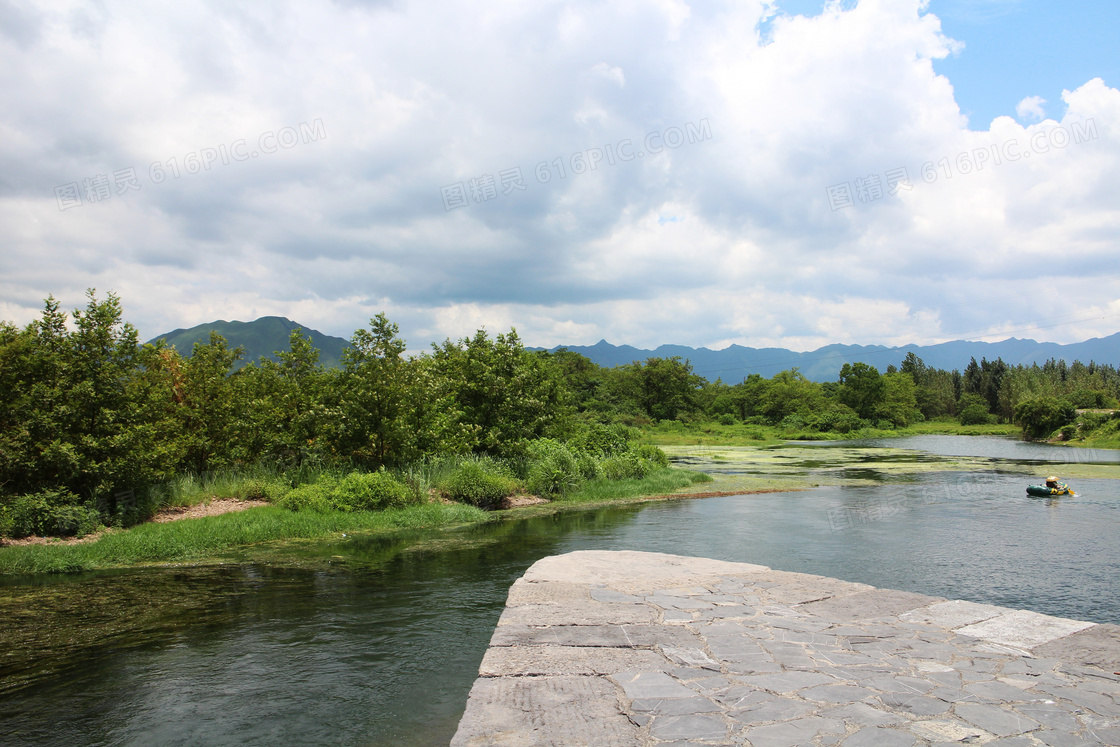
<box><xmin>3</xmin><ymin>291</ymin><xmax>1118</xmax><ymax>538</ymax></box>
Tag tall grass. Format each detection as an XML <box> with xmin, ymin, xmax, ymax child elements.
<box><xmin>0</xmin><ymin>503</ymin><xmax>489</xmax><ymax>575</ymax></box>
<box><xmin>557</xmin><ymin>468</ymin><xmax>711</xmax><ymax>504</ymax></box>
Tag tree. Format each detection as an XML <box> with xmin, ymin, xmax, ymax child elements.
<box><xmin>431</xmin><ymin>328</ymin><xmax>573</xmax><ymax>455</ymax></box>
<box><xmin>837</xmin><ymin>362</ymin><xmax>884</xmax><ymax>420</ymax></box>
<box><xmin>760</xmin><ymin>369</ymin><xmax>822</xmax><ymax>423</ymax></box>
<box><xmin>333</xmin><ymin>314</ymin><xmax>462</xmax><ymax>467</ymax></box>
<box><xmin>631</xmin><ymin>357</ymin><xmax>703</xmax><ymax>421</ymax></box>
<box><xmin>234</xmin><ymin>330</ymin><xmax>330</xmax><ymax>467</ymax></box>
<box><xmin>1015</xmin><ymin>396</ymin><xmax>1075</xmax><ymax>440</ymax></box>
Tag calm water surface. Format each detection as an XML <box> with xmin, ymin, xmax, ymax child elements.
<box><xmin>2</xmin><ymin>438</ymin><xmax>1118</xmax><ymax>746</ymax></box>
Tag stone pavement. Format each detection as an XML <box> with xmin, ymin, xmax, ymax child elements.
<box><xmin>451</xmin><ymin>551</ymin><xmax>1120</xmax><ymax>746</ymax></box>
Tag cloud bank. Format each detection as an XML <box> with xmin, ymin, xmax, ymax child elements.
<box><xmin>1</xmin><ymin>0</ymin><xmax>1117</xmax><ymax>353</ymax></box>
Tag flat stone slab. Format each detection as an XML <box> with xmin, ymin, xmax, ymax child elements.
<box><xmin>452</xmin><ymin>551</ymin><xmax>1119</xmax><ymax>746</ymax></box>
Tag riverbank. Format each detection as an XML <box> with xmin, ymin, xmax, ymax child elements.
<box><xmin>0</xmin><ymin>468</ymin><xmax>725</xmax><ymax>575</ymax></box>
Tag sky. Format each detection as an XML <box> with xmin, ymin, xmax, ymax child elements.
<box><xmin>1</xmin><ymin>0</ymin><xmax>1118</xmax><ymax>354</ymax></box>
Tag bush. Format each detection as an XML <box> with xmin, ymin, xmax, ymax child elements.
<box><xmin>778</xmin><ymin>414</ymin><xmax>807</xmax><ymax>431</ymax></box>
<box><xmin>1015</xmin><ymin>396</ymin><xmax>1076</xmax><ymax>440</ymax></box>
<box><xmin>717</xmin><ymin>413</ymin><xmax>736</xmax><ymax>426</ymax></box>
<box><xmin>236</xmin><ymin>478</ymin><xmax>288</xmax><ymax>502</ymax></box>
<box><xmin>600</xmin><ymin>452</ymin><xmax>654</xmax><ymax>480</ymax></box>
<box><xmin>334</xmin><ymin>471</ymin><xmax>418</xmax><ymax>511</ymax></box>
<box><xmin>276</xmin><ymin>480</ymin><xmax>337</xmax><ymax>512</ymax></box>
<box><xmin>274</xmin><ymin>471</ymin><xmax>417</xmax><ymax>512</ymax></box>
<box><xmin>809</xmin><ymin>406</ymin><xmax>863</xmax><ymax>434</ymax></box>
<box><xmin>2</xmin><ymin>490</ymin><xmax>101</xmax><ymax>538</ymax></box>
<box><xmin>525</xmin><ymin>439</ymin><xmax>581</xmax><ymax>496</ymax></box>
<box><xmin>444</xmin><ymin>461</ymin><xmax>518</xmax><ymax>507</ymax></box>
<box><xmin>958</xmin><ymin>404</ymin><xmax>991</xmax><ymax>426</ymax></box>
<box><xmin>635</xmin><ymin>444</ymin><xmax>669</xmax><ymax>468</ymax></box>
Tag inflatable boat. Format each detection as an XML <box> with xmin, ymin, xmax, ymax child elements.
<box><xmin>1026</xmin><ymin>483</ymin><xmax>1072</xmax><ymax>497</ymax></box>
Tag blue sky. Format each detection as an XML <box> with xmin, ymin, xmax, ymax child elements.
<box><xmin>1</xmin><ymin>0</ymin><xmax>1117</xmax><ymax>353</ymax></box>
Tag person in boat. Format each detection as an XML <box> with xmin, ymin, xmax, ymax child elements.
<box><xmin>1045</xmin><ymin>476</ymin><xmax>1060</xmax><ymax>489</ymax></box>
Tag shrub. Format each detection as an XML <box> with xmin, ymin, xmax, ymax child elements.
<box><xmin>778</xmin><ymin>414</ymin><xmax>806</xmax><ymax>431</ymax></box>
<box><xmin>600</xmin><ymin>452</ymin><xmax>653</xmax><ymax>480</ymax></box>
<box><xmin>958</xmin><ymin>404</ymin><xmax>991</xmax><ymax>426</ymax></box>
<box><xmin>809</xmin><ymin>406</ymin><xmax>862</xmax><ymax>434</ymax></box>
<box><xmin>566</xmin><ymin>423</ymin><xmax>635</xmax><ymax>458</ymax></box>
<box><xmin>236</xmin><ymin>478</ymin><xmax>288</xmax><ymax>502</ymax></box>
<box><xmin>1016</xmin><ymin>396</ymin><xmax>1076</xmax><ymax>440</ymax></box>
<box><xmin>334</xmin><ymin>471</ymin><xmax>418</xmax><ymax>511</ymax></box>
<box><xmin>717</xmin><ymin>413</ymin><xmax>736</xmax><ymax>426</ymax></box>
<box><xmin>444</xmin><ymin>461</ymin><xmax>518</xmax><ymax>507</ymax></box>
<box><xmin>3</xmin><ymin>490</ymin><xmax>101</xmax><ymax>538</ymax></box>
<box><xmin>635</xmin><ymin>444</ymin><xmax>669</xmax><ymax>468</ymax></box>
<box><xmin>525</xmin><ymin>439</ymin><xmax>581</xmax><ymax>496</ymax></box>
<box><xmin>276</xmin><ymin>481</ymin><xmax>336</xmax><ymax>512</ymax></box>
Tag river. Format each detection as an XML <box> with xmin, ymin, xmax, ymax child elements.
<box><xmin>1</xmin><ymin>436</ymin><xmax>1117</xmax><ymax>745</ymax></box>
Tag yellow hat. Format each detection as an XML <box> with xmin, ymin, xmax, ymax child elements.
<box><xmin>1047</xmin><ymin>476</ymin><xmax>1058</xmax><ymax>481</ymax></box>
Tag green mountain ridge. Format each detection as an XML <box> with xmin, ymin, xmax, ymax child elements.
<box><xmin>148</xmin><ymin>316</ymin><xmax>350</xmax><ymax>369</ymax></box>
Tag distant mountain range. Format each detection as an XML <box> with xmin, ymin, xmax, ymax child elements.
<box><xmin>538</xmin><ymin>334</ymin><xmax>1120</xmax><ymax>382</ymax></box>
<box><xmin>148</xmin><ymin>316</ymin><xmax>350</xmax><ymax>369</ymax></box>
<box><xmin>148</xmin><ymin>317</ymin><xmax>1120</xmax><ymax>382</ymax></box>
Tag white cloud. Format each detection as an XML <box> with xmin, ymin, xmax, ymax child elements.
<box><xmin>1016</xmin><ymin>95</ymin><xmax>1047</xmax><ymax>122</ymax></box>
<box><xmin>1</xmin><ymin>0</ymin><xmax>1117</xmax><ymax>354</ymax></box>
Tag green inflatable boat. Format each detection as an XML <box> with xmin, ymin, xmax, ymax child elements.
<box><xmin>1026</xmin><ymin>482</ymin><xmax>1072</xmax><ymax>497</ymax></box>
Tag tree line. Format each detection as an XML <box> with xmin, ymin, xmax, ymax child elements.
<box><xmin>3</xmin><ymin>291</ymin><xmax>1117</xmax><ymax>535</ymax></box>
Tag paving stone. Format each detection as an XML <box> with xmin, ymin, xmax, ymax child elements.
<box><xmin>841</xmin><ymin>726</ymin><xmax>919</xmax><ymax>747</ymax></box>
<box><xmin>490</xmin><ymin>623</ymin><xmax>637</xmax><ymax>648</ymax></box>
<box><xmin>819</xmin><ymin>702</ymin><xmax>904</xmax><ymax>726</ymax></box>
<box><xmin>908</xmin><ymin>719</ymin><xmax>991</xmax><ymax>744</ymax></box>
<box><xmin>662</xmin><ymin>647</ymin><xmax>722</xmax><ymax>671</ymax></box>
<box><xmin>737</xmin><ymin>670</ymin><xmax>838</xmax><ymax>693</ymax></box>
<box><xmin>900</xmin><ymin>599</ymin><xmax>1008</xmax><ymax>628</ymax></box>
<box><xmin>983</xmin><ymin>739</ymin><xmax>1036</xmax><ymax>747</ymax></box>
<box><xmin>741</xmin><ymin>717</ymin><xmax>845</xmax><ymax>747</ymax></box>
<box><xmin>614</xmin><ymin>671</ymin><xmax>696</xmax><ymax>700</ymax></box>
<box><xmin>955</xmin><ymin>610</ymin><xmax>1095</xmax><ymax>650</ymax></box>
<box><xmin>966</xmin><ymin>679</ymin><xmax>1043</xmax><ymax>702</ymax></box>
<box><xmin>712</xmin><ymin>686</ymin><xmax>773</xmax><ymax>710</ymax></box>
<box><xmin>589</xmin><ymin>587</ymin><xmax>646</xmax><ymax>604</ymax></box>
<box><xmin>1035</xmin><ymin>624</ymin><xmax>1120</xmax><ymax>673</ymax></box>
<box><xmin>862</xmin><ymin>675</ymin><xmax>937</xmax><ymax>694</ymax></box>
<box><xmin>800</xmin><ymin>589</ymin><xmax>941</xmax><ymax>621</ymax></box>
<box><xmin>876</xmin><ymin>692</ymin><xmax>951</xmax><ymax>715</ymax></box>
<box><xmin>697</xmin><ymin>604</ymin><xmax>756</xmax><ymax>620</ymax></box>
<box><xmin>955</xmin><ymin>702</ymin><xmax>1041</xmax><ymax>737</ymax></box>
<box><xmin>1037</xmin><ymin>685</ymin><xmax>1120</xmax><ymax>717</ymax></box>
<box><xmin>449</xmin><ymin>675</ymin><xmax>639</xmax><ymax>747</ymax></box>
<box><xmin>800</xmin><ymin>683</ymin><xmax>878</xmax><ymax>703</ymax></box>
<box><xmin>630</xmin><ymin>695</ymin><xmax>722</xmax><ymax>715</ymax></box>
<box><xmin>1015</xmin><ymin>702</ymin><xmax>1082</xmax><ymax>732</ymax></box>
<box><xmin>723</xmin><ymin>658</ymin><xmax>784</xmax><ymax>675</ymax></box>
<box><xmin>498</xmin><ymin>602</ymin><xmax>658</xmax><ymax>626</ymax></box>
<box><xmin>662</xmin><ymin>609</ymin><xmax>695</xmax><ymax>623</ymax></box>
<box><xmin>730</xmin><ymin>696</ymin><xmax>817</xmax><ymax>724</ymax></box>
<box><xmin>479</xmin><ymin>645</ymin><xmax>667</xmax><ymax>676</ymax></box>
<box><xmin>649</xmin><ymin>713</ymin><xmax>729</xmax><ymax>742</ymax></box>
<box><xmin>1034</xmin><ymin>731</ymin><xmax>1100</xmax><ymax>747</ymax></box>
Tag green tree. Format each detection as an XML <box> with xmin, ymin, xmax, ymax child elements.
<box><xmin>837</xmin><ymin>362</ymin><xmax>884</xmax><ymax>420</ymax></box>
<box><xmin>1015</xmin><ymin>396</ymin><xmax>1075</xmax><ymax>440</ymax></box>
<box><xmin>760</xmin><ymin>369</ymin><xmax>822</xmax><ymax>423</ymax></box>
<box><xmin>432</xmin><ymin>328</ymin><xmax>573</xmax><ymax>454</ymax></box>
<box><xmin>333</xmin><ymin>314</ymin><xmax>461</xmax><ymax>467</ymax></box>
<box><xmin>631</xmin><ymin>356</ymin><xmax>703</xmax><ymax>421</ymax></box>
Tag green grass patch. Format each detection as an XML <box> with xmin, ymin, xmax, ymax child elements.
<box><xmin>0</xmin><ymin>503</ymin><xmax>488</xmax><ymax>575</ymax></box>
<box><xmin>555</xmin><ymin>467</ymin><xmax>711</xmax><ymax>504</ymax></box>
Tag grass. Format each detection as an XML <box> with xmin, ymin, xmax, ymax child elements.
<box><xmin>0</xmin><ymin>467</ymin><xmax>717</xmax><ymax>575</ymax></box>
<box><xmin>0</xmin><ymin>502</ymin><xmax>488</xmax><ymax>575</ymax></box>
